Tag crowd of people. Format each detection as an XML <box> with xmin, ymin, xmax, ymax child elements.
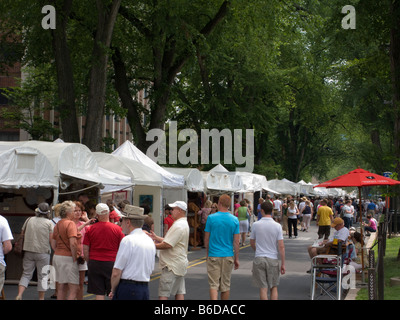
<box><xmin>0</xmin><ymin>192</ymin><xmax>383</xmax><ymax>301</ymax></box>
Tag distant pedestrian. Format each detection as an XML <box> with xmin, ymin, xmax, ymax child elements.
<box><xmin>0</xmin><ymin>215</ymin><xmax>13</xmax><ymax>294</ymax></box>
<box><xmin>316</xmin><ymin>199</ymin><xmax>334</xmax><ymax>240</ymax></box>
<box><xmin>16</xmin><ymin>203</ymin><xmax>54</xmax><ymax>300</ymax></box>
<box><xmin>204</xmin><ymin>194</ymin><xmax>240</xmax><ymax>300</ymax></box>
<box><xmin>273</xmin><ymin>196</ymin><xmax>282</xmax><ymax>222</ymax></box>
<box><xmin>287</xmin><ymin>200</ymin><xmax>299</xmax><ymax>238</ymax></box>
<box><xmin>342</xmin><ymin>199</ymin><xmax>355</xmax><ymax>229</ymax></box>
<box><xmin>83</xmin><ymin>203</ymin><xmax>125</xmax><ymax>300</ymax></box>
<box><xmin>109</xmin><ymin>205</ymin><xmax>155</xmax><ymax>300</ymax></box>
<box><xmin>235</xmin><ymin>200</ymin><xmax>249</xmax><ymax>246</ymax></box>
<box><xmin>257</xmin><ymin>197</ymin><xmax>264</xmax><ymax>220</ymax></box>
<box><xmin>148</xmin><ymin>201</ymin><xmax>189</xmax><ymax>300</ymax></box>
<box><xmin>301</xmin><ymin>200</ymin><xmax>313</xmax><ymax>232</ymax></box>
<box><xmin>197</xmin><ymin>200</ymin><xmax>212</xmax><ymax>246</ymax></box>
<box><xmin>250</xmin><ymin>201</ymin><xmax>285</xmax><ymax>300</ymax></box>
<box><xmin>163</xmin><ymin>205</ymin><xmax>174</xmax><ymax>237</ymax></box>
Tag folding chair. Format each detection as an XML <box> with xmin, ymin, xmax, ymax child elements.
<box><xmin>310</xmin><ymin>254</ymin><xmax>342</xmax><ymax>300</ymax></box>
<box><xmin>310</xmin><ymin>242</ymin><xmax>351</xmax><ymax>300</ymax></box>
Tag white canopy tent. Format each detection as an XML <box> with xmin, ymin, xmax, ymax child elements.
<box><xmin>112</xmin><ymin>140</ymin><xmax>185</xmax><ymax>189</ymax></box>
<box><xmin>163</xmin><ymin>167</ymin><xmax>204</xmax><ymax>192</ymax></box>
<box><xmin>111</xmin><ymin>141</ymin><xmax>186</xmax><ymax>235</ymax></box>
<box><xmin>297</xmin><ymin>180</ymin><xmax>315</xmax><ymax>196</ymax></box>
<box><xmin>265</xmin><ymin>178</ymin><xmax>299</xmax><ymax>196</ymax></box>
<box><xmin>202</xmin><ymin>164</ymin><xmax>243</xmax><ymax>193</ymax></box>
<box><xmin>0</xmin><ymin>145</ymin><xmax>57</xmax><ymax>189</ymax></box>
<box><xmin>236</xmin><ymin>172</ymin><xmax>280</xmax><ymax>194</ymax></box>
<box><xmin>92</xmin><ymin>152</ymin><xmax>163</xmax><ymax>188</ymax></box>
<box><xmin>0</xmin><ymin>140</ymin><xmax>134</xmax><ymax>204</ymax></box>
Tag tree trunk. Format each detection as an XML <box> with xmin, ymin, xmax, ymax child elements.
<box><xmin>51</xmin><ymin>0</ymin><xmax>80</xmax><ymax>143</ymax></box>
<box><xmin>82</xmin><ymin>0</ymin><xmax>121</xmax><ymax>151</ymax></box>
<box><xmin>390</xmin><ymin>0</ymin><xmax>400</xmax><ymax>176</ymax></box>
<box><xmin>111</xmin><ymin>47</ymin><xmax>148</xmax><ymax>151</ymax></box>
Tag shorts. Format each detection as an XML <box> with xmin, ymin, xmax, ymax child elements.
<box><xmin>87</xmin><ymin>260</ymin><xmax>114</xmax><ymax>295</ymax></box>
<box><xmin>318</xmin><ymin>225</ymin><xmax>331</xmax><ymax>240</ymax></box>
<box><xmin>207</xmin><ymin>256</ymin><xmax>234</xmax><ymax>292</ymax></box>
<box><xmin>53</xmin><ymin>255</ymin><xmax>79</xmax><ymax>285</ymax></box>
<box><xmin>252</xmin><ymin>256</ymin><xmax>280</xmax><ymax>289</ymax></box>
<box><xmin>158</xmin><ymin>267</ymin><xmax>186</xmax><ymax>298</ymax></box>
<box><xmin>239</xmin><ymin>220</ymin><xmax>249</xmax><ymax>233</ymax></box>
<box><xmin>0</xmin><ymin>264</ymin><xmax>5</xmax><ymax>292</ymax></box>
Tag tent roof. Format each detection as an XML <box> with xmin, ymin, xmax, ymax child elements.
<box><xmin>112</xmin><ymin>141</ymin><xmax>184</xmax><ymax>188</ymax></box>
<box><xmin>201</xmin><ymin>164</ymin><xmax>243</xmax><ymax>192</ymax></box>
<box><xmin>265</xmin><ymin>179</ymin><xmax>299</xmax><ymax>195</ymax></box>
<box><xmin>0</xmin><ymin>141</ymin><xmax>130</xmax><ymax>189</ymax></box>
<box><xmin>93</xmin><ymin>152</ymin><xmax>163</xmax><ymax>187</ymax></box>
<box><xmin>163</xmin><ymin>167</ymin><xmax>204</xmax><ymax>192</ymax></box>
<box><xmin>0</xmin><ymin>145</ymin><xmax>57</xmax><ymax>189</ymax></box>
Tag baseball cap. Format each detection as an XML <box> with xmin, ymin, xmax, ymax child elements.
<box><xmin>331</xmin><ymin>217</ymin><xmax>344</xmax><ymax>227</ymax></box>
<box><xmin>96</xmin><ymin>203</ymin><xmax>110</xmax><ymax>215</ymax></box>
<box><xmin>168</xmin><ymin>201</ymin><xmax>187</xmax><ymax>211</ymax></box>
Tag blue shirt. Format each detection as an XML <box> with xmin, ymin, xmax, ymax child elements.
<box><xmin>205</xmin><ymin>211</ymin><xmax>239</xmax><ymax>257</ymax></box>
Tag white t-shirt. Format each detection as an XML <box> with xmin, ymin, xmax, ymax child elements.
<box><xmin>250</xmin><ymin>217</ymin><xmax>283</xmax><ymax>259</ymax></box>
<box><xmin>0</xmin><ymin>215</ymin><xmax>13</xmax><ymax>267</ymax></box>
<box><xmin>342</xmin><ymin>205</ymin><xmax>354</xmax><ymax>218</ymax></box>
<box><xmin>159</xmin><ymin>217</ymin><xmax>189</xmax><ymax>276</ymax></box>
<box><xmin>113</xmin><ymin>228</ymin><xmax>156</xmax><ymax>282</ymax></box>
<box><xmin>334</xmin><ymin>227</ymin><xmax>350</xmax><ymax>242</ymax></box>
<box><xmin>273</xmin><ymin>199</ymin><xmax>282</xmax><ymax>211</ymax></box>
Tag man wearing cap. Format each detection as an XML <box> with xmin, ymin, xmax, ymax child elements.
<box><xmin>308</xmin><ymin>217</ymin><xmax>350</xmax><ymax>260</ymax></box>
<box><xmin>148</xmin><ymin>200</ymin><xmax>189</xmax><ymax>300</ymax></box>
<box><xmin>83</xmin><ymin>203</ymin><xmax>125</xmax><ymax>300</ymax></box>
<box><xmin>109</xmin><ymin>205</ymin><xmax>156</xmax><ymax>300</ymax></box>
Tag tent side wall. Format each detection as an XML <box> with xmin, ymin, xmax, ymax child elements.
<box><xmin>133</xmin><ymin>185</ymin><xmax>162</xmax><ymax>235</ymax></box>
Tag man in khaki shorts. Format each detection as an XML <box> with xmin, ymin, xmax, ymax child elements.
<box><xmin>204</xmin><ymin>194</ymin><xmax>240</xmax><ymax>300</ymax></box>
<box><xmin>148</xmin><ymin>201</ymin><xmax>189</xmax><ymax>300</ymax></box>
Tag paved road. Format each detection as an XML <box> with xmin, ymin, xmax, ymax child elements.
<box><xmin>3</xmin><ymin>220</ymin><xmax>328</xmax><ymax>301</ymax></box>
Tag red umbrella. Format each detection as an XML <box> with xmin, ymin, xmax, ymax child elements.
<box><xmin>314</xmin><ymin>167</ymin><xmax>400</xmax><ymax>274</ymax></box>
<box><xmin>314</xmin><ymin>167</ymin><xmax>400</xmax><ymax>188</ymax></box>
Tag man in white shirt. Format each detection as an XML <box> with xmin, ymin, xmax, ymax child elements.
<box><xmin>273</xmin><ymin>196</ymin><xmax>282</xmax><ymax>222</ymax></box>
<box><xmin>250</xmin><ymin>201</ymin><xmax>285</xmax><ymax>300</ymax></box>
<box><xmin>149</xmin><ymin>201</ymin><xmax>189</xmax><ymax>300</ymax></box>
<box><xmin>109</xmin><ymin>205</ymin><xmax>156</xmax><ymax>300</ymax></box>
<box><xmin>0</xmin><ymin>215</ymin><xmax>13</xmax><ymax>293</ymax></box>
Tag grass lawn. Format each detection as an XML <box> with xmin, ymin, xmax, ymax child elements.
<box><xmin>356</xmin><ymin>236</ymin><xmax>400</xmax><ymax>300</ymax></box>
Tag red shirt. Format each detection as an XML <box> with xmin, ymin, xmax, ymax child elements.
<box><xmin>83</xmin><ymin>221</ymin><xmax>124</xmax><ymax>261</ymax></box>
<box><xmin>163</xmin><ymin>215</ymin><xmax>174</xmax><ymax>230</ymax></box>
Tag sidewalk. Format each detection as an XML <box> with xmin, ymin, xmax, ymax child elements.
<box><xmin>345</xmin><ymin>230</ymin><xmax>377</xmax><ymax>300</ymax></box>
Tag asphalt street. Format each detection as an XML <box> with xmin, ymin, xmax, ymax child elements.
<box><xmin>3</xmin><ymin>220</ymin><xmax>332</xmax><ymax>301</ymax></box>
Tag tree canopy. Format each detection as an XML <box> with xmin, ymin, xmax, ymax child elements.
<box><xmin>0</xmin><ymin>0</ymin><xmax>398</xmax><ymax>181</ymax></box>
